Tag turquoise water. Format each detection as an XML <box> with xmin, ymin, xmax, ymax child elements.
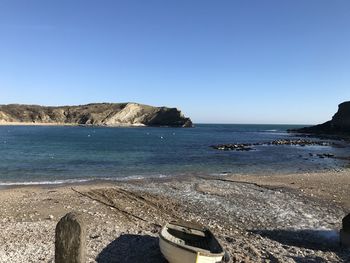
<box><xmin>0</xmin><ymin>124</ymin><xmax>348</xmax><ymax>185</ymax></box>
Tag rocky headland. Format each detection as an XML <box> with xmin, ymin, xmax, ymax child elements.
<box><xmin>292</xmin><ymin>101</ymin><xmax>350</xmax><ymax>136</ymax></box>
<box><xmin>0</xmin><ymin>103</ymin><xmax>193</xmax><ymax>127</ymax></box>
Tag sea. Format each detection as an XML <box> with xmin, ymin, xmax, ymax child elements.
<box><xmin>0</xmin><ymin>124</ymin><xmax>349</xmax><ymax>186</ymax></box>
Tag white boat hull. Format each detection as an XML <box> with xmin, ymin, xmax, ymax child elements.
<box><xmin>159</xmin><ymin>222</ymin><xmax>224</xmax><ymax>263</ymax></box>
<box><xmin>159</xmin><ymin>236</ymin><xmax>197</xmax><ymax>263</ymax></box>
<box><xmin>159</xmin><ymin>237</ymin><xmax>223</xmax><ymax>263</ymax></box>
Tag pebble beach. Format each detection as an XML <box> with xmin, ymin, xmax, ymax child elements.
<box><xmin>0</xmin><ymin>170</ymin><xmax>349</xmax><ymax>262</ymax></box>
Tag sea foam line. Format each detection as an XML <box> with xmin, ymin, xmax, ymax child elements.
<box><xmin>0</xmin><ymin>178</ymin><xmax>93</xmax><ymax>186</ymax></box>
<box><xmin>0</xmin><ymin>174</ymin><xmax>170</xmax><ymax>186</ymax></box>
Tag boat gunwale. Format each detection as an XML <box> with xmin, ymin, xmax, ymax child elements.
<box><xmin>159</xmin><ymin>223</ymin><xmax>225</xmax><ymax>258</ymax></box>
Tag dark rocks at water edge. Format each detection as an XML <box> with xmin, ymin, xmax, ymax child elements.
<box><xmin>0</xmin><ymin>102</ymin><xmax>193</xmax><ymax>127</ymax></box>
<box><xmin>266</xmin><ymin>139</ymin><xmax>330</xmax><ymax>146</ymax></box>
<box><xmin>211</xmin><ymin>139</ymin><xmax>331</xmax><ymax>151</ymax></box>
<box><xmin>316</xmin><ymin>153</ymin><xmax>335</xmax><ymax>158</ymax></box>
<box><xmin>212</xmin><ymin>144</ymin><xmax>254</xmax><ymax>151</ymax></box>
<box><xmin>291</xmin><ymin>101</ymin><xmax>350</xmax><ymax>135</ymax></box>
<box><xmin>307</xmin><ymin>152</ymin><xmax>335</xmax><ymax>158</ymax></box>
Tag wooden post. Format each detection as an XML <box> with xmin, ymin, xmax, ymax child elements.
<box><xmin>340</xmin><ymin>213</ymin><xmax>350</xmax><ymax>248</ymax></box>
<box><xmin>55</xmin><ymin>212</ymin><xmax>86</xmax><ymax>263</ymax></box>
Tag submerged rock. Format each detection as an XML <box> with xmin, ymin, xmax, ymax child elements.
<box><xmin>211</xmin><ymin>139</ymin><xmax>330</xmax><ymax>151</ymax></box>
<box><xmin>268</xmin><ymin>139</ymin><xmax>330</xmax><ymax>146</ymax></box>
<box><xmin>316</xmin><ymin>153</ymin><xmax>335</xmax><ymax>158</ymax></box>
<box><xmin>211</xmin><ymin>144</ymin><xmax>254</xmax><ymax>151</ymax></box>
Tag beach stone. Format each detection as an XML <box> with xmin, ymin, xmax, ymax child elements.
<box><xmin>342</xmin><ymin>213</ymin><xmax>350</xmax><ymax>232</ymax></box>
<box><xmin>55</xmin><ymin>212</ymin><xmax>86</xmax><ymax>263</ymax></box>
<box><xmin>340</xmin><ymin>229</ymin><xmax>350</xmax><ymax>248</ymax></box>
<box><xmin>340</xmin><ymin>213</ymin><xmax>350</xmax><ymax>248</ymax></box>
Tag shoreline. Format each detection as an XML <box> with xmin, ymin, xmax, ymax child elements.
<box><xmin>0</xmin><ymin>167</ymin><xmax>344</xmax><ymax>185</ymax></box>
<box><xmin>0</xmin><ymin>173</ymin><xmax>187</xmax><ymax>189</ymax></box>
<box><xmin>0</xmin><ymin>122</ymin><xmax>76</xmax><ymax>126</ymax></box>
<box><xmin>1</xmin><ymin>169</ymin><xmax>350</xmax><ymax>208</ymax></box>
<box><xmin>0</xmin><ymin>170</ymin><xmax>349</xmax><ymax>262</ymax></box>
<box><xmin>0</xmin><ymin>122</ymin><xmax>146</xmax><ymax>127</ymax></box>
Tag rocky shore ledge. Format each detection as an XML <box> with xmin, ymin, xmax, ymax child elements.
<box><xmin>0</xmin><ymin>171</ymin><xmax>349</xmax><ymax>262</ymax></box>
<box><xmin>211</xmin><ymin>139</ymin><xmax>331</xmax><ymax>151</ymax></box>
<box><xmin>291</xmin><ymin>101</ymin><xmax>350</xmax><ymax>136</ymax></box>
<box><xmin>0</xmin><ymin>103</ymin><xmax>193</xmax><ymax>127</ymax></box>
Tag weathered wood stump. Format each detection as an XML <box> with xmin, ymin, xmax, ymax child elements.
<box><xmin>340</xmin><ymin>213</ymin><xmax>350</xmax><ymax>248</ymax></box>
<box><xmin>55</xmin><ymin>212</ymin><xmax>86</xmax><ymax>263</ymax></box>
<box><xmin>342</xmin><ymin>213</ymin><xmax>350</xmax><ymax>232</ymax></box>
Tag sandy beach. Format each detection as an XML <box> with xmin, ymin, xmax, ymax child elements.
<box><xmin>0</xmin><ymin>170</ymin><xmax>349</xmax><ymax>263</ymax></box>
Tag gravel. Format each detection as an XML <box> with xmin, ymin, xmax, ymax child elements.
<box><xmin>0</xmin><ymin>172</ymin><xmax>349</xmax><ymax>262</ymax></box>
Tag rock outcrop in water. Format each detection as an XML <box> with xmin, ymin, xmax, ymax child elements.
<box><xmin>293</xmin><ymin>101</ymin><xmax>350</xmax><ymax>135</ymax></box>
<box><xmin>211</xmin><ymin>139</ymin><xmax>330</xmax><ymax>151</ymax></box>
<box><xmin>0</xmin><ymin>103</ymin><xmax>193</xmax><ymax>127</ymax></box>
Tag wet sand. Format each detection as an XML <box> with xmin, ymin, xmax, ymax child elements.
<box><xmin>0</xmin><ymin>170</ymin><xmax>349</xmax><ymax>262</ymax></box>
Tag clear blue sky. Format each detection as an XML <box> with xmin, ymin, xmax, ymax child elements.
<box><xmin>0</xmin><ymin>1</ymin><xmax>349</xmax><ymax>124</ymax></box>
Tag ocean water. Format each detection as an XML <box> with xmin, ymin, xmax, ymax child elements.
<box><xmin>0</xmin><ymin>124</ymin><xmax>349</xmax><ymax>185</ymax></box>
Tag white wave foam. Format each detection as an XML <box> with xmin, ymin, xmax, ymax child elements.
<box><xmin>0</xmin><ymin>178</ymin><xmax>93</xmax><ymax>186</ymax></box>
<box><xmin>0</xmin><ymin>174</ymin><xmax>171</xmax><ymax>186</ymax></box>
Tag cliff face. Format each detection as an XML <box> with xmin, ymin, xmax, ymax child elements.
<box><xmin>332</xmin><ymin>101</ymin><xmax>350</xmax><ymax>129</ymax></box>
<box><xmin>296</xmin><ymin>101</ymin><xmax>350</xmax><ymax>134</ymax></box>
<box><xmin>0</xmin><ymin>103</ymin><xmax>193</xmax><ymax>127</ymax></box>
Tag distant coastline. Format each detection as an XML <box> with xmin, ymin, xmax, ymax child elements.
<box><xmin>0</xmin><ymin>121</ymin><xmax>146</xmax><ymax>127</ymax></box>
<box><xmin>0</xmin><ymin>122</ymin><xmax>75</xmax><ymax>126</ymax></box>
<box><xmin>0</xmin><ymin>102</ymin><xmax>193</xmax><ymax>128</ymax></box>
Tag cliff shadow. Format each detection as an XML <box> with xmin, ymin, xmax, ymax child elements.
<box><xmin>96</xmin><ymin>234</ymin><xmax>167</xmax><ymax>263</ymax></box>
<box><xmin>250</xmin><ymin>229</ymin><xmax>350</xmax><ymax>262</ymax></box>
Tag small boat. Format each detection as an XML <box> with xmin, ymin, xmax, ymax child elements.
<box><xmin>159</xmin><ymin>221</ymin><xmax>226</xmax><ymax>263</ymax></box>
